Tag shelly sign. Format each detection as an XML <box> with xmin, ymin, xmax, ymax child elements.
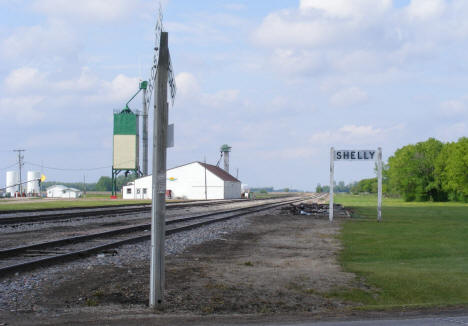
<box><xmin>329</xmin><ymin>147</ymin><xmax>383</xmax><ymax>223</ymax></box>
<box><xmin>334</xmin><ymin>150</ymin><xmax>376</xmax><ymax>161</ymax></box>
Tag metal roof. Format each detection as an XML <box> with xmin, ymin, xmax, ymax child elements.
<box><xmin>46</xmin><ymin>185</ymin><xmax>81</xmax><ymax>192</ymax></box>
<box><xmin>198</xmin><ymin>162</ymin><xmax>240</xmax><ymax>182</ymax></box>
<box><xmin>129</xmin><ymin>161</ymin><xmax>241</xmax><ymax>185</ymax></box>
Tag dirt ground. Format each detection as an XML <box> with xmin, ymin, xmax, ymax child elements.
<box><xmin>1</xmin><ymin>202</ymin><xmax>361</xmax><ymax>325</ymax></box>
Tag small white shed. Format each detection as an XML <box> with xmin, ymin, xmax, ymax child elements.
<box><xmin>123</xmin><ymin>161</ymin><xmax>241</xmax><ymax>200</ymax></box>
<box><xmin>46</xmin><ymin>185</ymin><xmax>82</xmax><ymax>198</ymax></box>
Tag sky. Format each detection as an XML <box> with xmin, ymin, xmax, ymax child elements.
<box><xmin>0</xmin><ymin>0</ymin><xmax>467</xmax><ymax>190</ymax></box>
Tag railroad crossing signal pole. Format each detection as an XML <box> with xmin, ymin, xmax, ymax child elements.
<box><xmin>150</xmin><ymin>31</ymin><xmax>169</xmax><ymax>309</ymax></box>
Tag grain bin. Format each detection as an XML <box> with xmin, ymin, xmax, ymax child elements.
<box><xmin>6</xmin><ymin>171</ymin><xmax>18</xmax><ymax>196</ymax></box>
<box><xmin>27</xmin><ymin>171</ymin><xmax>41</xmax><ymax>195</ymax></box>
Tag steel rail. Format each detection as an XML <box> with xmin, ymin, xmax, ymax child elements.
<box><xmin>0</xmin><ymin>196</ymin><xmax>317</xmax><ymax>276</ymax></box>
<box><xmin>0</xmin><ymin>198</ymin><xmax>248</xmax><ymax>215</ymax></box>
<box><xmin>0</xmin><ymin>195</ymin><xmax>295</xmax><ymax>215</ymax></box>
<box><xmin>0</xmin><ymin>196</ymin><xmax>292</xmax><ymax>226</ymax></box>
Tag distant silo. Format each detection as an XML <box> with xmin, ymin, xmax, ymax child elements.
<box><xmin>27</xmin><ymin>171</ymin><xmax>41</xmax><ymax>195</ymax></box>
<box><xmin>6</xmin><ymin>171</ymin><xmax>18</xmax><ymax>196</ymax></box>
<box><xmin>220</xmin><ymin>144</ymin><xmax>232</xmax><ymax>173</ymax></box>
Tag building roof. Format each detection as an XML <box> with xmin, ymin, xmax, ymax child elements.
<box><xmin>198</xmin><ymin>162</ymin><xmax>240</xmax><ymax>182</ymax></box>
<box><xmin>128</xmin><ymin>161</ymin><xmax>241</xmax><ymax>185</ymax></box>
<box><xmin>46</xmin><ymin>185</ymin><xmax>81</xmax><ymax>192</ymax></box>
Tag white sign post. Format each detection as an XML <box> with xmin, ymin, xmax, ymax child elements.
<box><xmin>329</xmin><ymin>148</ymin><xmax>334</xmax><ymax>222</ymax></box>
<box><xmin>329</xmin><ymin>147</ymin><xmax>382</xmax><ymax>222</ymax></box>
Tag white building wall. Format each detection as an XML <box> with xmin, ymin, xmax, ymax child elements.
<box><xmin>122</xmin><ymin>162</ymin><xmax>241</xmax><ymax>200</ymax></box>
<box><xmin>122</xmin><ymin>176</ymin><xmax>152</xmax><ymax>200</ymax></box>
<box><xmin>166</xmin><ymin>163</ymin><xmax>224</xmax><ymax>200</ymax></box>
<box><xmin>224</xmin><ymin>181</ymin><xmax>241</xmax><ymax>199</ymax></box>
<box><xmin>46</xmin><ymin>186</ymin><xmax>82</xmax><ymax>198</ymax></box>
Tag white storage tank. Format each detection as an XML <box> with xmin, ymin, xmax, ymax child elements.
<box><xmin>27</xmin><ymin>171</ymin><xmax>41</xmax><ymax>195</ymax></box>
<box><xmin>6</xmin><ymin>171</ymin><xmax>18</xmax><ymax>196</ymax></box>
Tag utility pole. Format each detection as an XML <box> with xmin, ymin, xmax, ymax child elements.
<box><xmin>136</xmin><ymin>111</ymin><xmax>140</xmax><ymax>175</ymax></box>
<box><xmin>204</xmin><ymin>156</ymin><xmax>207</xmax><ymax>200</ymax></box>
<box><xmin>377</xmin><ymin>147</ymin><xmax>382</xmax><ymax>222</ymax></box>
<box><xmin>329</xmin><ymin>147</ymin><xmax>334</xmax><ymax>222</ymax></box>
<box><xmin>13</xmin><ymin>149</ymin><xmax>25</xmax><ymax>196</ymax></box>
<box><xmin>41</xmin><ymin>160</ymin><xmax>44</xmax><ymax>196</ymax></box>
<box><xmin>142</xmin><ymin>84</ymin><xmax>149</xmax><ymax>176</ymax></box>
<box><xmin>83</xmin><ymin>174</ymin><xmax>86</xmax><ymax>197</ymax></box>
<box><xmin>150</xmin><ymin>31</ymin><xmax>169</xmax><ymax>309</ymax></box>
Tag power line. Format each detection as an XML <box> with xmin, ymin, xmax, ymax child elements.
<box><xmin>0</xmin><ymin>178</ymin><xmax>40</xmax><ymax>192</ymax></box>
<box><xmin>0</xmin><ymin>162</ymin><xmax>18</xmax><ymax>171</ymax></box>
<box><xmin>25</xmin><ymin>162</ymin><xmax>112</xmax><ymax>172</ymax></box>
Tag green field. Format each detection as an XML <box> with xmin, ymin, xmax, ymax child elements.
<box><xmin>0</xmin><ymin>198</ymin><xmax>151</xmax><ymax>211</ymax></box>
<box><xmin>334</xmin><ymin>194</ymin><xmax>468</xmax><ymax>309</ymax></box>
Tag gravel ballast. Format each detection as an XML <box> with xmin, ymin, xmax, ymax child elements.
<box><xmin>0</xmin><ymin>215</ymin><xmax>250</xmax><ymax>313</ymax></box>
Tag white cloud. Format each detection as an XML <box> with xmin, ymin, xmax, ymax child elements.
<box><xmin>253</xmin><ymin>0</ymin><xmax>468</xmax><ymax>78</ymax></box>
<box><xmin>1</xmin><ymin>21</ymin><xmax>78</xmax><ymax>61</ymax></box>
<box><xmin>330</xmin><ymin>87</ymin><xmax>368</xmax><ymax>107</ymax></box>
<box><xmin>24</xmin><ymin>130</ymin><xmax>83</xmax><ymax>149</ymax></box>
<box><xmin>0</xmin><ymin>96</ymin><xmax>45</xmax><ymax>123</ymax></box>
<box><xmin>31</xmin><ymin>0</ymin><xmax>142</xmax><ymax>23</ymax></box>
<box><xmin>224</xmin><ymin>3</ymin><xmax>246</xmax><ymax>11</ymax></box>
<box><xmin>260</xmin><ymin>147</ymin><xmax>317</xmax><ymax>160</ymax></box>
<box><xmin>270</xmin><ymin>49</ymin><xmax>326</xmax><ymax>76</ymax></box>
<box><xmin>175</xmin><ymin>72</ymin><xmax>200</xmax><ymax>99</ymax></box>
<box><xmin>55</xmin><ymin>67</ymin><xmax>100</xmax><ymax>92</ymax></box>
<box><xmin>406</xmin><ymin>0</ymin><xmax>445</xmax><ymax>20</ymax></box>
<box><xmin>436</xmin><ymin>122</ymin><xmax>467</xmax><ymax>142</ymax></box>
<box><xmin>166</xmin><ymin>13</ymin><xmax>245</xmax><ymax>44</ymax></box>
<box><xmin>253</xmin><ymin>11</ymin><xmax>339</xmax><ymax>48</ymax></box>
<box><xmin>87</xmin><ymin>74</ymin><xmax>141</xmax><ymax>104</ymax></box>
<box><xmin>201</xmin><ymin>89</ymin><xmax>239</xmax><ymax>108</ymax></box>
<box><xmin>174</xmin><ymin>72</ymin><xmax>240</xmax><ymax>109</ymax></box>
<box><xmin>254</xmin><ymin>0</ymin><xmax>392</xmax><ymax>49</ymax></box>
<box><xmin>299</xmin><ymin>0</ymin><xmax>392</xmax><ymax>19</ymax></box>
<box><xmin>309</xmin><ymin>124</ymin><xmax>403</xmax><ymax>145</ymax></box>
<box><xmin>4</xmin><ymin>67</ymin><xmax>48</xmax><ymax>92</ymax></box>
<box><xmin>439</xmin><ymin>97</ymin><xmax>468</xmax><ymax>118</ymax></box>
<box><xmin>339</xmin><ymin>125</ymin><xmax>381</xmax><ymax>137</ymax></box>
<box><xmin>1</xmin><ymin>65</ymin><xmax>141</xmax><ymax>126</ymax></box>
<box><xmin>3</xmin><ymin>66</ymin><xmax>127</xmax><ymax>100</ymax></box>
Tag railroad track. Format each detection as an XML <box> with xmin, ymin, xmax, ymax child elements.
<box><xmin>0</xmin><ymin>196</ymin><xmax>293</xmax><ymax>226</ymax></box>
<box><xmin>0</xmin><ymin>195</ymin><xmax>321</xmax><ymax>276</ymax></box>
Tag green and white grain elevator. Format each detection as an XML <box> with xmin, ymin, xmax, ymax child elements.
<box><xmin>111</xmin><ymin>81</ymin><xmax>147</xmax><ymax>196</ymax></box>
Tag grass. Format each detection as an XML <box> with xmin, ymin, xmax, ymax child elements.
<box><xmin>0</xmin><ymin>198</ymin><xmax>151</xmax><ymax>211</ymax></box>
<box><xmin>333</xmin><ymin>194</ymin><xmax>468</xmax><ymax>309</ymax></box>
<box><xmin>0</xmin><ymin>192</ymin><xmax>217</xmax><ymax>211</ymax></box>
<box><xmin>252</xmin><ymin>192</ymin><xmax>294</xmax><ymax>199</ymax></box>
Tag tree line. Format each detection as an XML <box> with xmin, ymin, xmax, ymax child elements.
<box><xmin>342</xmin><ymin>137</ymin><xmax>468</xmax><ymax>202</ymax></box>
<box><xmin>41</xmin><ymin>174</ymin><xmax>137</xmax><ymax>192</ymax></box>
<box><xmin>316</xmin><ymin>181</ymin><xmax>353</xmax><ymax>193</ymax></box>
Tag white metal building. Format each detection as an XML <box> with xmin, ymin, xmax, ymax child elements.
<box><xmin>123</xmin><ymin>161</ymin><xmax>241</xmax><ymax>200</ymax></box>
<box><xmin>46</xmin><ymin>185</ymin><xmax>82</xmax><ymax>199</ymax></box>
